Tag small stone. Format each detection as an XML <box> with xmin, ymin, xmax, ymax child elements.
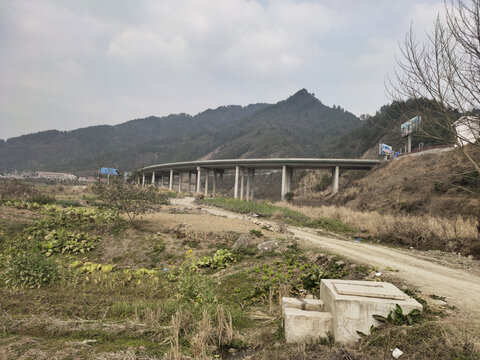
<box><xmin>81</xmin><ymin>339</ymin><xmax>97</xmax><ymax>345</ymax></box>
<box><xmin>473</xmin><ymin>342</ymin><xmax>480</xmax><ymax>353</ymax></box>
<box><xmin>429</xmin><ymin>298</ymin><xmax>447</xmax><ymax>307</ymax></box>
<box><xmin>233</xmin><ymin>234</ymin><xmax>254</xmax><ymax>249</ymax></box>
<box><xmin>335</xmin><ymin>260</ymin><xmax>346</xmax><ymax>267</ymax></box>
<box><xmin>257</xmin><ymin>240</ymin><xmax>278</xmax><ymax>253</ymax></box>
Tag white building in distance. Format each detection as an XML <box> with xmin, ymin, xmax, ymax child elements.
<box><xmin>36</xmin><ymin>171</ymin><xmax>77</xmax><ymax>181</ymax></box>
<box><xmin>454</xmin><ymin>116</ymin><xmax>480</xmax><ymax>146</ymax></box>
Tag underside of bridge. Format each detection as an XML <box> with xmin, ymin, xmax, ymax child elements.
<box><xmin>136</xmin><ymin>158</ymin><xmax>381</xmax><ymax>200</ymax></box>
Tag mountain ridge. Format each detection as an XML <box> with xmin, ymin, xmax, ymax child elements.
<box><xmin>0</xmin><ymin>89</ymin><xmax>366</xmax><ymax>175</ymax></box>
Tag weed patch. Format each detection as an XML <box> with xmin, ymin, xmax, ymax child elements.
<box><xmin>4</xmin><ymin>252</ymin><xmax>58</xmax><ymax>288</ymax></box>
<box><xmin>201</xmin><ymin>198</ymin><xmax>355</xmax><ymax>234</ymax></box>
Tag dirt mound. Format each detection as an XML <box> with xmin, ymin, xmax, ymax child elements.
<box><xmin>321</xmin><ymin>148</ymin><xmax>479</xmax><ymax>218</ymax></box>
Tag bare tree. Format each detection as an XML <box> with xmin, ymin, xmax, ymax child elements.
<box><xmin>388</xmin><ymin>0</ymin><xmax>480</xmax><ymax>174</ymax></box>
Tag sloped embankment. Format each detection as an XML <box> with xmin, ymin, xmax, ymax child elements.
<box><xmin>333</xmin><ymin>148</ymin><xmax>480</xmax><ymax>218</ymax></box>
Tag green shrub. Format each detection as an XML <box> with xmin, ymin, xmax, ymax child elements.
<box><xmin>249</xmin><ymin>229</ymin><xmax>263</xmax><ymax>237</ymax></box>
<box><xmin>4</xmin><ymin>252</ymin><xmax>58</xmax><ymax>288</ymax></box>
<box><xmin>92</xmin><ymin>178</ymin><xmax>169</xmax><ymax>222</ymax></box>
<box><xmin>306</xmin><ymin>217</ymin><xmax>357</xmax><ymax>233</ymax></box>
<box><xmin>27</xmin><ymin>194</ymin><xmax>56</xmax><ymax>205</ymax></box>
<box><xmin>284</xmin><ymin>192</ymin><xmax>295</xmax><ymax>203</ymax></box>
<box><xmin>177</xmin><ymin>261</ymin><xmax>216</xmax><ymax>304</ymax></box>
<box><xmin>56</xmin><ymin>199</ymin><xmax>82</xmax><ymax>207</ymax></box>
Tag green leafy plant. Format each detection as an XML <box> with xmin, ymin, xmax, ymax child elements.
<box><xmin>4</xmin><ymin>252</ymin><xmax>58</xmax><ymax>288</ymax></box>
<box><xmin>372</xmin><ymin>304</ymin><xmax>422</xmax><ymax>326</ymax></box>
<box><xmin>249</xmin><ymin>229</ymin><xmax>263</xmax><ymax>237</ymax></box>
<box><xmin>197</xmin><ymin>249</ymin><xmax>236</xmax><ymax>269</ymax></box>
<box><xmin>300</xmin><ymin>264</ymin><xmax>325</xmax><ymax>290</ymax></box>
<box><xmin>39</xmin><ymin>229</ymin><xmax>99</xmax><ymax>256</ymax></box>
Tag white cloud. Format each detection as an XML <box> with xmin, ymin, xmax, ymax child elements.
<box><xmin>0</xmin><ymin>0</ymin><xmax>446</xmax><ymax>139</ymax></box>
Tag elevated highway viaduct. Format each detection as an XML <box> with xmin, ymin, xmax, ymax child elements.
<box><xmin>136</xmin><ymin>158</ymin><xmax>381</xmax><ymax>200</ymax></box>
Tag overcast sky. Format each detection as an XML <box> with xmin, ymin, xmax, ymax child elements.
<box><xmin>0</xmin><ymin>0</ymin><xmax>444</xmax><ymax>140</ymax></box>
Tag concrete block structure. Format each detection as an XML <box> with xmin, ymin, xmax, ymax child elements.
<box><xmin>320</xmin><ymin>279</ymin><xmax>423</xmax><ymax>343</ymax></box>
<box><xmin>284</xmin><ymin>308</ymin><xmax>333</xmax><ymax>343</ymax></box>
<box><xmin>282</xmin><ymin>280</ymin><xmax>423</xmax><ymax>344</ymax></box>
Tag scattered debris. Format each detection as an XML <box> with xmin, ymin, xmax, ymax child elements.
<box><xmin>392</xmin><ymin>347</ymin><xmax>403</xmax><ymax>358</ymax></box>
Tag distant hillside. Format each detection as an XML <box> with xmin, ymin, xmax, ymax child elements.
<box><xmin>325</xmin><ymin>99</ymin><xmax>459</xmax><ymax>158</ymax></box>
<box><xmin>0</xmin><ymin>90</ymin><xmax>363</xmax><ymax>175</ymax></box>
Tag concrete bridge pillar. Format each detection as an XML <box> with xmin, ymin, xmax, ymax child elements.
<box><xmin>240</xmin><ymin>168</ymin><xmax>245</xmax><ymax>200</ymax></box>
<box><xmin>151</xmin><ymin>172</ymin><xmax>155</xmax><ymax>186</ymax></box>
<box><xmin>178</xmin><ymin>172</ymin><xmax>183</xmax><ymax>193</ymax></box>
<box><xmin>161</xmin><ymin>174</ymin><xmax>165</xmax><ymax>187</ymax></box>
<box><xmin>142</xmin><ymin>173</ymin><xmax>145</xmax><ymax>187</ymax></box>
<box><xmin>204</xmin><ymin>170</ymin><xmax>209</xmax><ymax>197</ymax></box>
<box><xmin>169</xmin><ymin>169</ymin><xmax>173</xmax><ymax>190</ymax></box>
<box><xmin>281</xmin><ymin>166</ymin><xmax>293</xmax><ymax>200</ymax></box>
<box><xmin>188</xmin><ymin>172</ymin><xmax>192</xmax><ymax>193</ymax></box>
<box><xmin>249</xmin><ymin>169</ymin><xmax>255</xmax><ymax>200</ymax></box>
<box><xmin>246</xmin><ymin>169</ymin><xmax>251</xmax><ymax>201</ymax></box>
<box><xmin>137</xmin><ymin>176</ymin><xmax>140</xmax><ymax>186</ymax></box>
<box><xmin>331</xmin><ymin>166</ymin><xmax>339</xmax><ymax>194</ymax></box>
<box><xmin>234</xmin><ymin>166</ymin><xmax>240</xmax><ymax>199</ymax></box>
<box><xmin>196</xmin><ymin>167</ymin><xmax>202</xmax><ymax>193</ymax></box>
<box><xmin>213</xmin><ymin>171</ymin><xmax>217</xmax><ymax>197</ymax></box>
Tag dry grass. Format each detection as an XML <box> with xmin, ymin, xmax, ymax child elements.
<box><xmin>279</xmin><ymin>202</ymin><xmax>478</xmax><ymax>247</ymax></box>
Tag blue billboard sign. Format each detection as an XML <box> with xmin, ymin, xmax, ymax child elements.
<box><xmin>100</xmin><ymin>167</ymin><xmax>118</xmax><ymax>175</ymax></box>
<box><xmin>379</xmin><ymin>143</ymin><xmax>393</xmax><ymax>155</ymax></box>
<box><xmin>401</xmin><ymin>116</ymin><xmax>421</xmax><ymax>137</ymax></box>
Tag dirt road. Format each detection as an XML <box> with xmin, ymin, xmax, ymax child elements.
<box><xmin>173</xmin><ymin>198</ymin><xmax>480</xmax><ymax>313</ymax></box>
<box><xmin>291</xmin><ymin>227</ymin><xmax>480</xmax><ymax>313</ymax></box>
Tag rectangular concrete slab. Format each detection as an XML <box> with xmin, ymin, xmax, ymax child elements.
<box><xmin>303</xmin><ymin>298</ymin><xmax>325</xmax><ymax>311</ymax></box>
<box><xmin>320</xmin><ymin>279</ymin><xmax>423</xmax><ymax>344</ymax></box>
<box><xmin>282</xmin><ymin>297</ymin><xmax>304</xmax><ymax>315</ymax></box>
<box><xmin>284</xmin><ymin>308</ymin><xmax>333</xmax><ymax>344</ymax></box>
<box><xmin>333</xmin><ymin>282</ymin><xmax>406</xmax><ymax>300</ymax></box>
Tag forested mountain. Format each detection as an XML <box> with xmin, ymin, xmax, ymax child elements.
<box><xmin>325</xmin><ymin>99</ymin><xmax>458</xmax><ymax>158</ymax></box>
<box><xmin>0</xmin><ymin>89</ymin><xmax>365</xmax><ymax>175</ymax></box>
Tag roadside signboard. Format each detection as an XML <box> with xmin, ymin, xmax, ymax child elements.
<box><xmin>100</xmin><ymin>167</ymin><xmax>118</xmax><ymax>176</ymax></box>
<box><xmin>401</xmin><ymin>116</ymin><xmax>421</xmax><ymax>137</ymax></box>
<box><xmin>379</xmin><ymin>143</ymin><xmax>393</xmax><ymax>155</ymax></box>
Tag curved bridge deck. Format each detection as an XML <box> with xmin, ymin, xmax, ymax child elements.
<box><xmin>137</xmin><ymin>158</ymin><xmax>381</xmax><ymax>200</ymax></box>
